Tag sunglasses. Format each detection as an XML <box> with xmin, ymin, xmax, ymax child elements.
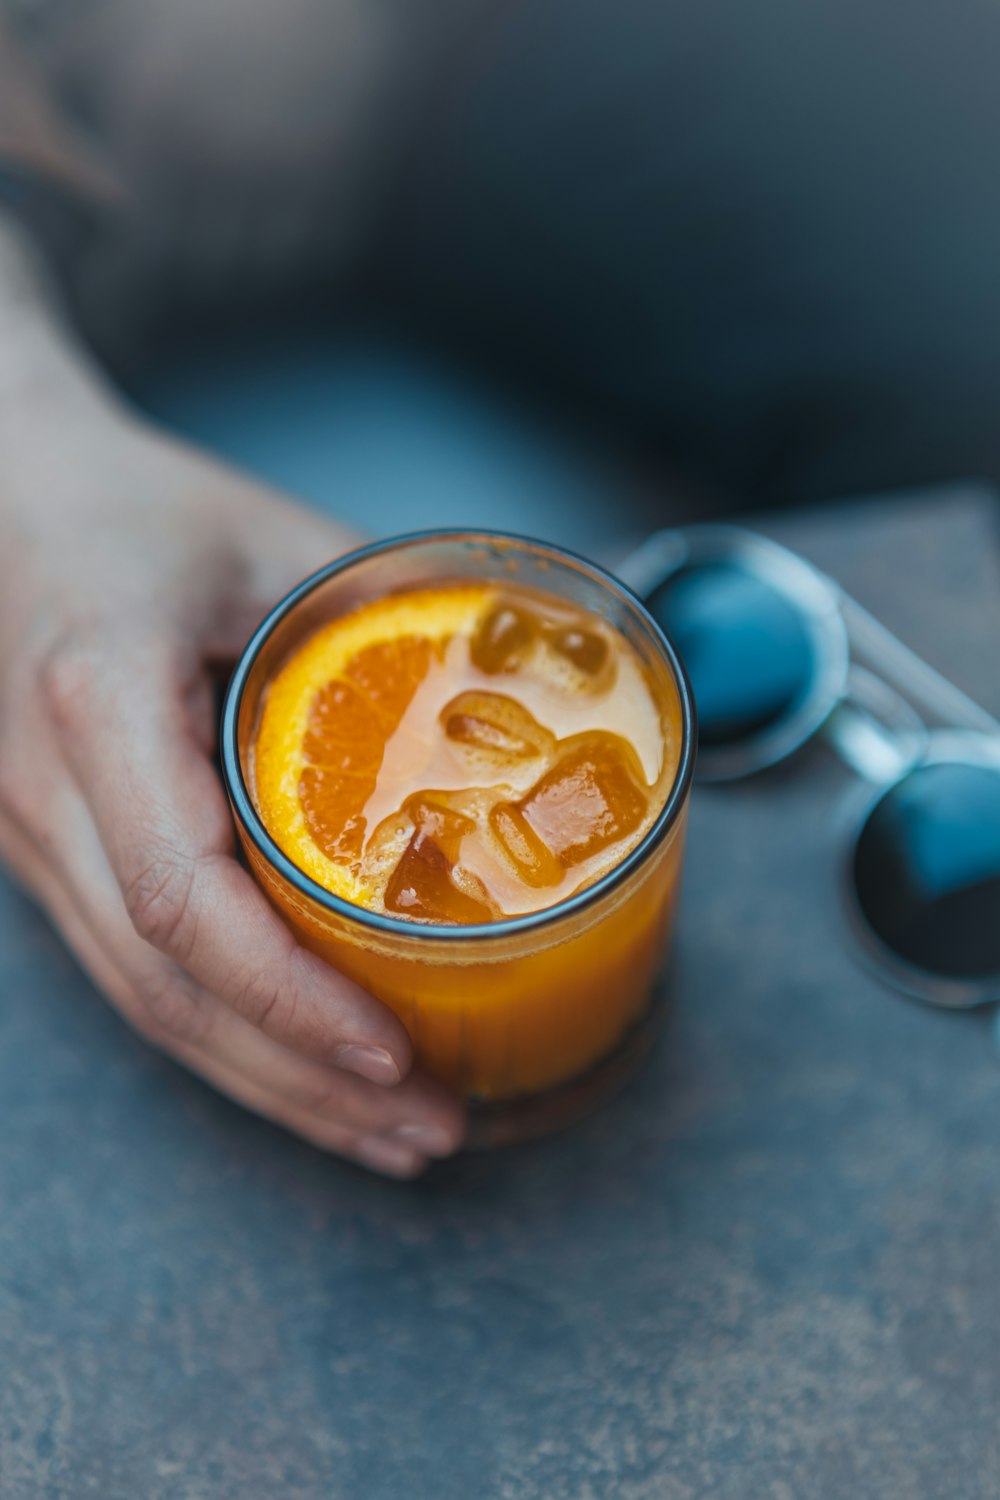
<box><xmin>617</xmin><ymin>526</ymin><xmax>1000</xmax><ymax>1010</ymax></box>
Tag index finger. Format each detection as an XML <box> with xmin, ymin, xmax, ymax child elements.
<box><xmin>44</xmin><ymin>639</ymin><xmax>413</xmax><ymax>1085</ymax></box>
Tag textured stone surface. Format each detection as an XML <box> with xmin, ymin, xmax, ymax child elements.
<box><xmin>2</xmin><ymin>486</ymin><xmax>999</xmax><ymax>1499</ymax></box>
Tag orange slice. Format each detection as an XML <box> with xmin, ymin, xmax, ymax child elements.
<box><xmin>253</xmin><ymin>585</ymin><xmax>495</xmax><ymax>906</ymax></box>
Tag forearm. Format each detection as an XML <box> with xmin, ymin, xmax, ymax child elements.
<box><xmin>0</xmin><ymin>7</ymin><xmax>123</xmax><ymax>426</ymax></box>
<box><xmin>0</xmin><ymin>211</ymin><xmax>122</xmax><ymax>463</ymax></box>
<box><xmin>0</xmin><ymin>10</ymin><xmax>116</xmax><ymax>200</ymax></box>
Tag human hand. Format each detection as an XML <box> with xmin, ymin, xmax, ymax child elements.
<box><xmin>0</xmin><ymin>395</ymin><xmax>466</xmax><ymax>1175</ymax></box>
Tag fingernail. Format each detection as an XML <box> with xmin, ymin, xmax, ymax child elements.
<box><xmin>353</xmin><ymin>1135</ymin><xmax>425</xmax><ymax>1177</ymax></box>
<box><xmin>336</xmin><ymin>1044</ymin><xmax>401</xmax><ymax>1086</ymax></box>
<box><xmin>392</xmin><ymin>1123</ymin><xmax>456</xmax><ymax>1157</ymax></box>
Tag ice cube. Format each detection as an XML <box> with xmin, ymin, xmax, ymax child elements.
<box><xmin>471</xmin><ymin>602</ymin><xmax>537</xmax><ymax>674</ymax></box>
<box><xmin>441</xmin><ymin>691</ymin><xmax>553</xmax><ymax>770</ymax></box>
<box><xmin>517</xmin><ymin>733</ymin><xmax>649</xmax><ymax>867</ymax></box>
<box><xmin>488</xmin><ymin>802</ymin><xmax>564</xmax><ymax>888</ymax></box>
<box><xmin>383</xmin><ymin>796</ymin><xmax>494</xmax><ymax>923</ymax></box>
<box><xmin>550</xmin><ymin>626</ymin><xmax>610</xmax><ymax>679</ymax></box>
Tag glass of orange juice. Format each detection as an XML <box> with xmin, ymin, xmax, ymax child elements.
<box><xmin>221</xmin><ymin>530</ymin><xmax>694</xmax><ymax>1145</ymax></box>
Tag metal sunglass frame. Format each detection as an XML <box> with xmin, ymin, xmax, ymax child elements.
<box><xmin>617</xmin><ymin>525</ymin><xmax>1000</xmax><ymax>1010</ymax></box>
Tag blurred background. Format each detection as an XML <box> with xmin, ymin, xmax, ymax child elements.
<box><xmin>12</xmin><ymin>0</ymin><xmax>1000</xmax><ymax>546</ymax></box>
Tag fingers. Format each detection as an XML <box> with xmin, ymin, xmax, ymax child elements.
<box><xmin>168</xmin><ymin>1025</ymin><xmax>464</xmax><ymax>1175</ymax></box>
<box><xmin>42</xmin><ymin>635</ymin><xmax>414</xmax><ymax>1081</ymax></box>
<box><xmin>235</xmin><ymin>496</ymin><xmax>362</xmax><ymax>618</ymax></box>
<box><xmin>0</xmin><ymin>785</ymin><xmax>465</xmax><ymax>1174</ymax></box>
<box><xmin>173</xmin><ymin>1050</ymin><xmax>432</xmax><ymax>1178</ymax></box>
<box><xmin>10</xmin><ymin>639</ymin><xmax>470</xmax><ymax>1174</ymax></box>
<box><xmin>176</xmin><ymin>1007</ymin><xmax>465</xmax><ymax>1153</ymax></box>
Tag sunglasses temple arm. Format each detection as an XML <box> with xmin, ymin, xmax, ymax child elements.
<box><xmin>819</xmin><ymin>664</ymin><xmax>928</xmax><ymax>783</ymax></box>
<box><xmin>839</xmin><ymin>594</ymin><xmax>1000</xmax><ymax>736</ymax></box>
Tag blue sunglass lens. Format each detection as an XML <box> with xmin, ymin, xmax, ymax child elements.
<box><xmin>644</xmin><ymin>563</ymin><xmax>817</xmax><ymax>748</ymax></box>
<box><xmin>853</xmin><ymin>761</ymin><xmax>1000</xmax><ymax>980</ymax></box>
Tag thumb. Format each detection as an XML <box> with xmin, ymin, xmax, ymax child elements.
<box><xmin>245</xmin><ymin>491</ymin><xmax>365</xmax><ymax>607</ymax></box>
<box><xmin>213</xmin><ymin>488</ymin><xmax>366</xmax><ymax>657</ymax></box>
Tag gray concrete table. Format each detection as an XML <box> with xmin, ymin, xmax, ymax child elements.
<box><xmin>2</xmin><ymin>486</ymin><xmax>999</xmax><ymax>1500</ymax></box>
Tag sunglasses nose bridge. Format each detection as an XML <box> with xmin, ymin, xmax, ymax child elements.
<box><xmin>822</xmin><ymin>666</ymin><xmax>927</xmax><ymax>785</ymax></box>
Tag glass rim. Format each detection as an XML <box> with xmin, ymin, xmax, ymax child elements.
<box><xmin>221</xmin><ymin>527</ymin><xmax>697</xmax><ymax>943</ymax></box>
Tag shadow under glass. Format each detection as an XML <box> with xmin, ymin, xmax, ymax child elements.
<box><xmin>852</xmin><ymin>761</ymin><xmax>1000</xmax><ymax>980</ymax></box>
<box><xmin>644</xmin><ymin>563</ymin><xmax>818</xmax><ymax>749</ymax></box>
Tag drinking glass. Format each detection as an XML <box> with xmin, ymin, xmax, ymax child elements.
<box><xmin>222</xmin><ymin>530</ymin><xmax>695</xmax><ymax>1144</ymax></box>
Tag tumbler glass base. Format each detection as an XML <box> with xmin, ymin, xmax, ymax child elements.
<box><xmin>464</xmin><ymin>994</ymin><xmax>667</xmax><ymax>1150</ymax></box>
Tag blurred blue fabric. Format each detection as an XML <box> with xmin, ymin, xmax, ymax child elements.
<box><xmin>371</xmin><ymin>0</ymin><xmax>1000</xmax><ymax>506</ymax></box>
<box><xmin>130</xmin><ymin>0</ymin><xmax>1000</xmax><ymax>518</ymax></box>
<box><xmin>134</xmin><ymin>333</ymin><xmax>645</xmax><ymax>553</ymax></box>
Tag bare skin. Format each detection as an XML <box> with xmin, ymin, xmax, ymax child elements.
<box><xmin>0</xmin><ymin>22</ymin><xmax>468</xmax><ymax>1176</ymax></box>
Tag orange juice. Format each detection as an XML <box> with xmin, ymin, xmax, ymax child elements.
<box><xmin>223</xmin><ymin>532</ymin><xmax>694</xmax><ymax>1139</ymax></box>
